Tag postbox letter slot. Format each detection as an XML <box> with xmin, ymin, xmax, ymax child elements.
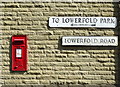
<box><xmin>14</xmin><ymin>39</ymin><xmax>24</xmax><ymax>43</ymax></box>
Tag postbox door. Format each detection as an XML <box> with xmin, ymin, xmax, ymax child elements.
<box><xmin>13</xmin><ymin>46</ymin><xmax>27</xmax><ymax>71</ymax></box>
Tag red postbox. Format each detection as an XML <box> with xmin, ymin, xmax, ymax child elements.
<box><xmin>12</xmin><ymin>35</ymin><xmax>27</xmax><ymax>71</ymax></box>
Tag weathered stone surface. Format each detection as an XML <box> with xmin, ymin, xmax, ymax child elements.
<box><xmin>1</xmin><ymin>2</ymin><xmax>119</xmax><ymax>87</ymax></box>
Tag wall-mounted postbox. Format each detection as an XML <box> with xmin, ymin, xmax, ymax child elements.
<box><xmin>12</xmin><ymin>35</ymin><xmax>27</xmax><ymax>71</ymax></box>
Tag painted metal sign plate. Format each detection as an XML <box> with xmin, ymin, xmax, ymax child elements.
<box><xmin>49</xmin><ymin>17</ymin><xmax>117</xmax><ymax>28</ymax></box>
<box><xmin>62</xmin><ymin>36</ymin><xmax>118</xmax><ymax>46</ymax></box>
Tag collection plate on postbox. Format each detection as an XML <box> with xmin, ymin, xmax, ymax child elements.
<box><xmin>12</xmin><ymin>35</ymin><xmax>27</xmax><ymax>71</ymax></box>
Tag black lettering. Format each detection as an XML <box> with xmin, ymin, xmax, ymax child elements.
<box><xmin>85</xmin><ymin>18</ymin><xmax>89</xmax><ymax>23</ymax></box>
<box><xmin>70</xmin><ymin>18</ymin><xmax>74</xmax><ymax>23</ymax></box>
<box><xmin>65</xmin><ymin>18</ymin><xmax>70</xmax><ymax>23</ymax></box>
<box><xmin>67</xmin><ymin>39</ymin><xmax>71</xmax><ymax>43</ymax></box>
<box><xmin>77</xmin><ymin>39</ymin><xmax>80</xmax><ymax>43</ymax></box>
<box><xmin>111</xmin><ymin>19</ymin><xmax>115</xmax><ymax>23</ymax></box>
<box><xmin>82</xmin><ymin>18</ymin><xmax>86</xmax><ymax>23</ymax></box>
<box><xmin>100</xmin><ymin>39</ymin><xmax>104</xmax><ymax>43</ymax></box>
<box><xmin>52</xmin><ymin>18</ymin><xmax>55</xmax><ymax>23</ymax></box>
<box><xmin>104</xmin><ymin>39</ymin><xmax>107</xmax><ymax>43</ymax></box>
<box><xmin>86</xmin><ymin>38</ymin><xmax>90</xmax><ymax>43</ymax></box>
<box><xmin>71</xmin><ymin>39</ymin><xmax>76</xmax><ymax>43</ymax></box>
<box><xmin>107</xmin><ymin>18</ymin><xmax>110</xmax><ymax>23</ymax></box>
<box><xmin>100</xmin><ymin>18</ymin><xmax>106</xmax><ymax>23</ymax></box>
<box><xmin>110</xmin><ymin>39</ymin><xmax>115</xmax><ymax>43</ymax></box>
<box><xmin>106</xmin><ymin>39</ymin><xmax>115</xmax><ymax>43</ymax></box>
<box><xmin>80</xmin><ymin>39</ymin><xmax>83</xmax><ymax>43</ymax></box>
<box><xmin>62</xmin><ymin>18</ymin><xmax>65</xmax><ymax>23</ymax></box>
<box><xmin>65</xmin><ymin>39</ymin><xmax>67</xmax><ymax>43</ymax></box>
<box><xmin>93</xmin><ymin>18</ymin><xmax>98</xmax><ymax>23</ymax></box>
<box><xmin>94</xmin><ymin>39</ymin><xmax>98</xmax><ymax>43</ymax></box>
<box><xmin>75</xmin><ymin>18</ymin><xmax>78</xmax><ymax>23</ymax></box>
<box><xmin>78</xmin><ymin>18</ymin><xmax>81</xmax><ymax>23</ymax></box>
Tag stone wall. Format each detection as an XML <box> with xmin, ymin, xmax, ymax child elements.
<box><xmin>1</xmin><ymin>1</ymin><xmax>120</xmax><ymax>87</ymax></box>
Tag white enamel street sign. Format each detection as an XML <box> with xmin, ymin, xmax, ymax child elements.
<box><xmin>62</xmin><ymin>36</ymin><xmax>118</xmax><ymax>46</ymax></box>
<box><xmin>49</xmin><ymin>17</ymin><xmax>117</xmax><ymax>28</ymax></box>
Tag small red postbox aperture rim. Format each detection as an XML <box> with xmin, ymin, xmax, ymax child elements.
<box><xmin>14</xmin><ymin>39</ymin><xmax>24</xmax><ymax>43</ymax></box>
